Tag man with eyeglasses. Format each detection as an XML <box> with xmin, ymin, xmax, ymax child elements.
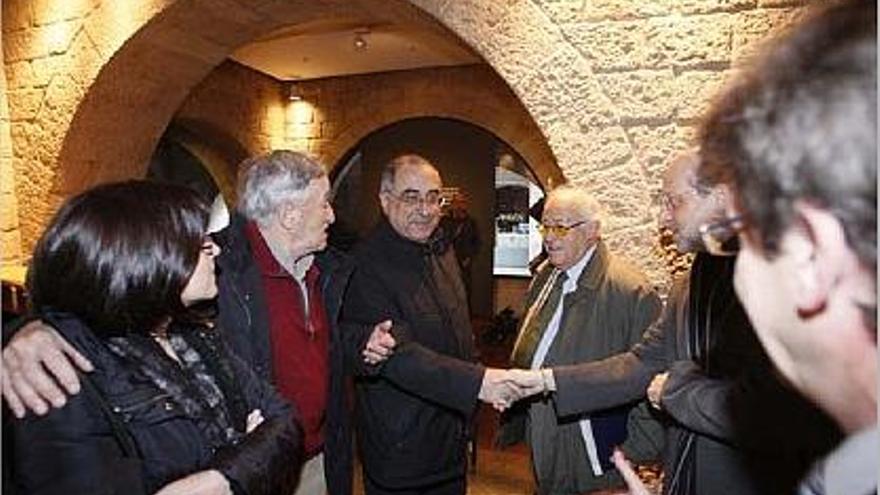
<box><xmin>696</xmin><ymin>1</ymin><xmax>876</xmax><ymax>493</ymax></box>
<box><xmin>505</xmin><ymin>151</ymin><xmax>839</xmax><ymax>495</ymax></box>
<box><xmin>497</xmin><ymin>184</ymin><xmax>664</xmax><ymax>495</ymax></box>
<box><xmin>339</xmin><ymin>154</ymin><xmax>522</xmax><ymax>495</ymax></box>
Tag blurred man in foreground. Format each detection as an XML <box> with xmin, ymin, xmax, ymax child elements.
<box><xmin>697</xmin><ymin>1</ymin><xmax>876</xmax><ymax>493</ymax></box>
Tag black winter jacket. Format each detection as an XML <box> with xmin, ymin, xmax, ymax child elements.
<box><xmin>341</xmin><ymin>219</ymin><xmax>484</xmax><ymax>489</ymax></box>
<box><xmin>7</xmin><ymin>312</ymin><xmax>301</xmax><ymax>495</ymax></box>
<box><xmin>214</xmin><ymin>212</ymin><xmax>358</xmax><ymax>495</ymax></box>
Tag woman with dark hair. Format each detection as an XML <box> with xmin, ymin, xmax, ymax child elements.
<box><xmin>8</xmin><ymin>180</ymin><xmax>302</xmax><ymax>495</ymax></box>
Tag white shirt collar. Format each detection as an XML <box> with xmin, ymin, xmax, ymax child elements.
<box><xmin>563</xmin><ymin>244</ymin><xmax>597</xmax><ymax>291</ymax></box>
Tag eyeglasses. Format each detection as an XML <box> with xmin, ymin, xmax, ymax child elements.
<box><xmin>699</xmin><ymin>215</ymin><xmax>746</xmax><ymax>256</ymax></box>
<box><xmin>201</xmin><ymin>238</ymin><xmax>219</xmax><ymax>257</ymax></box>
<box><xmin>538</xmin><ymin>220</ymin><xmax>589</xmax><ymax>238</ymax></box>
<box><xmin>386</xmin><ymin>189</ymin><xmax>443</xmax><ymax>208</ymax></box>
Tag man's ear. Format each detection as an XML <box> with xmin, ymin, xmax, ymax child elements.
<box><xmin>379</xmin><ymin>192</ymin><xmax>391</xmax><ymax>216</ymax></box>
<box><xmin>587</xmin><ymin>220</ymin><xmax>601</xmax><ymax>240</ymax></box>
<box><xmin>278</xmin><ymin>201</ymin><xmax>301</xmax><ymax>231</ymax></box>
<box><xmin>790</xmin><ymin>202</ymin><xmax>851</xmax><ymax>319</ymax></box>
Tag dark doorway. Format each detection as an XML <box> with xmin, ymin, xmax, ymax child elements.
<box><xmin>146</xmin><ymin>134</ymin><xmax>220</xmax><ymax>203</ymax></box>
<box><xmin>330</xmin><ymin>117</ymin><xmax>542</xmax><ymax>320</ymax></box>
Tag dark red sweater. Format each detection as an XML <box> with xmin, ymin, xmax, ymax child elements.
<box><xmin>246</xmin><ymin>223</ymin><xmax>329</xmax><ymax>457</ymax></box>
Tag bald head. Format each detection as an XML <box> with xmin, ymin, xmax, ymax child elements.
<box><xmin>379</xmin><ymin>154</ymin><xmax>444</xmax><ymax>243</ymax></box>
<box><xmin>663</xmin><ymin>150</ymin><xmax>701</xmax><ymax>191</ymax></box>
<box><xmin>380</xmin><ymin>154</ymin><xmax>439</xmax><ymax>194</ymax></box>
<box><xmin>660</xmin><ymin>149</ymin><xmax>727</xmax><ymax>253</ymax></box>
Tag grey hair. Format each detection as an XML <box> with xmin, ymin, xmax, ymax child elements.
<box><xmin>379</xmin><ymin>154</ymin><xmax>435</xmax><ymax>193</ymax></box>
<box><xmin>236</xmin><ymin>150</ymin><xmax>326</xmax><ymax>225</ymax></box>
<box><xmin>545</xmin><ymin>184</ymin><xmax>605</xmax><ymax>229</ymax></box>
<box><xmin>699</xmin><ymin>0</ymin><xmax>876</xmax><ymax>272</ymax></box>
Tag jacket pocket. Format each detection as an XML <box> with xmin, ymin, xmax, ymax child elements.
<box><xmin>107</xmin><ymin>388</ymin><xmax>181</xmax><ymax>424</ymax></box>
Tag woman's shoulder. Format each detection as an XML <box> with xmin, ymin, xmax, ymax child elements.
<box><xmin>40</xmin><ymin>311</ymin><xmax>108</xmax><ymax>360</ymax></box>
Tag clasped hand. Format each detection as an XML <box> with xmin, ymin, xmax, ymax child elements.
<box><xmin>477</xmin><ymin>368</ymin><xmax>551</xmax><ymax>411</ymax></box>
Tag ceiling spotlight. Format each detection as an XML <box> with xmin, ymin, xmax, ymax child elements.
<box><xmin>288</xmin><ymin>82</ymin><xmax>302</xmax><ymax>102</ymax></box>
<box><xmin>353</xmin><ymin>30</ymin><xmax>368</xmax><ymax>51</ymax></box>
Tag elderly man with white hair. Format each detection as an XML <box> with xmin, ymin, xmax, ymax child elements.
<box><xmin>499</xmin><ymin>185</ymin><xmax>663</xmax><ymax>495</ymax></box>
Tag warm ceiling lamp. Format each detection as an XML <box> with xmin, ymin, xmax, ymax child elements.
<box><xmin>288</xmin><ymin>82</ymin><xmax>302</xmax><ymax>101</ymax></box>
<box><xmin>353</xmin><ymin>29</ymin><xmax>369</xmax><ymax>51</ymax></box>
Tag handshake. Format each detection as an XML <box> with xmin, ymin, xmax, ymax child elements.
<box><xmin>477</xmin><ymin>368</ymin><xmax>555</xmax><ymax>412</ymax></box>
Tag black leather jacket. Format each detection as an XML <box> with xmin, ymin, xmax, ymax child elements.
<box><xmin>214</xmin><ymin>212</ymin><xmax>357</xmax><ymax>495</ymax></box>
<box><xmin>7</xmin><ymin>311</ymin><xmax>301</xmax><ymax>495</ymax></box>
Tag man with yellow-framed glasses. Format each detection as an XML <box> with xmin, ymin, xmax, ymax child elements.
<box><xmin>500</xmin><ymin>184</ymin><xmax>663</xmax><ymax>494</ymax></box>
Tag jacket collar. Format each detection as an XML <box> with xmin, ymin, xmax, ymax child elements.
<box><xmin>214</xmin><ymin>211</ymin><xmax>255</xmax><ymax>274</ymax></box>
<box><xmin>575</xmin><ymin>240</ymin><xmax>609</xmax><ymax>291</ymax></box>
<box><xmin>373</xmin><ymin>217</ymin><xmax>448</xmax><ymax>260</ymax></box>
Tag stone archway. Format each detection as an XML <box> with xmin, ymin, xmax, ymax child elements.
<box><xmin>4</xmin><ymin>0</ymin><xmax>806</xmax><ymax>283</ymax></box>
<box><xmin>164</xmin><ymin>119</ymin><xmax>251</xmax><ymax>203</ymax></box>
<box><xmin>298</xmin><ymin>64</ymin><xmax>559</xmax><ymax>188</ymax></box>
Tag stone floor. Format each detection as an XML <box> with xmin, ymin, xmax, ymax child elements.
<box><xmin>463</xmin><ymin>409</ymin><xmax>536</xmax><ymax>495</ymax></box>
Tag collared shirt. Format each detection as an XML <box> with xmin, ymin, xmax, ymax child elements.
<box><xmin>246</xmin><ymin>222</ymin><xmax>329</xmax><ymax>457</ymax></box>
<box><xmin>530</xmin><ymin>245</ymin><xmax>596</xmax><ymax>368</ymax></box>
<box><xmin>799</xmin><ymin>426</ymin><xmax>878</xmax><ymax>495</ymax></box>
<box><xmin>530</xmin><ymin>244</ymin><xmax>604</xmax><ymax>476</ymax></box>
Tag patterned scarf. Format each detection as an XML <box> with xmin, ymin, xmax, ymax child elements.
<box><xmin>107</xmin><ymin>325</ymin><xmax>245</xmax><ymax>450</ymax></box>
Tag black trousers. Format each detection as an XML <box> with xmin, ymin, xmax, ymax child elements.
<box><xmin>364</xmin><ymin>475</ymin><xmax>466</xmax><ymax>495</ymax></box>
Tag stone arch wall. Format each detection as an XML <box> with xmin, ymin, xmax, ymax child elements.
<box><xmin>2</xmin><ymin>0</ymin><xmax>807</xmax><ymax>285</ymax></box>
<box><xmin>163</xmin><ymin>120</ymin><xmax>248</xmax><ymax>203</ymax></box>
<box><xmin>4</xmin><ymin>0</ymin><xmax>461</xmax><ymax>255</ymax></box>
<box><xmin>295</xmin><ymin>65</ymin><xmax>559</xmax><ymax>187</ymax></box>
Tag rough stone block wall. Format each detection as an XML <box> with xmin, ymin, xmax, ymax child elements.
<box><xmin>172</xmin><ymin>62</ymin><xmax>555</xmax><ymax>208</ymax></box>
<box><xmin>1</xmin><ymin>29</ymin><xmax>23</xmax><ymax>264</ymax></box>
<box><xmin>284</xmin><ymin>64</ymin><xmax>557</xmax><ymax>179</ymax></box>
<box><xmin>175</xmin><ymin>61</ymin><xmax>284</xmax><ymax>160</ymax></box>
<box><xmin>413</xmin><ymin>0</ymin><xmax>806</xmax><ymax>285</ymax></box>
<box><xmin>2</xmin><ymin>0</ymin><xmax>175</xmax><ymax>264</ymax></box>
<box><xmin>1</xmin><ymin>0</ymin><xmax>808</xmax><ymax>291</ymax></box>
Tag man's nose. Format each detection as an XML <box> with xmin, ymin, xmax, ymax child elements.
<box><xmin>415</xmin><ymin>200</ymin><xmax>433</xmax><ymax>215</ymax></box>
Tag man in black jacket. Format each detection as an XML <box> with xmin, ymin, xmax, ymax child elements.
<box><xmin>341</xmin><ymin>154</ymin><xmax>519</xmax><ymax>495</ymax></box>
<box><xmin>1</xmin><ymin>150</ymin><xmax>396</xmax><ymax>495</ymax></box>
<box><xmin>507</xmin><ymin>151</ymin><xmax>839</xmax><ymax>494</ymax></box>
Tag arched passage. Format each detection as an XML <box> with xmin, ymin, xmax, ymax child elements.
<box><xmin>5</xmin><ymin>0</ymin><xmax>804</xmax><ymax>283</ymax></box>
<box><xmin>163</xmin><ymin>119</ymin><xmax>251</xmax><ymax>203</ymax></box>
<box><xmin>28</xmin><ymin>0</ymin><xmax>569</xmax><ymax>255</ymax></box>
<box><xmin>300</xmin><ymin>64</ymin><xmax>560</xmax><ymax>187</ymax></box>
